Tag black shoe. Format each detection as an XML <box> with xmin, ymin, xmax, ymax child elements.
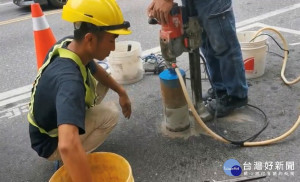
<box><xmin>206</xmin><ymin>95</ymin><xmax>248</xmax><ymax>117</ymax></box>
<box><xmin>202</xmin><ymin>88</ymin><xmax>227</xmax><ymax>101</ymax></box>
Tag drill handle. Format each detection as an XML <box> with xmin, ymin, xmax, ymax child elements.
<box><xmin>148</xmin><ymin>3</ymin><xmax>180</xmax><ymax>25</ymax></box>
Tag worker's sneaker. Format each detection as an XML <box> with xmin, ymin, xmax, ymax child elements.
<box><xmin>206</xmin><ymin>95</ymin><xmax>248</xmax><ymax>117</ymax></box>
<box><xmin>202</xmin><ymin>88</ymin><xmax>227</xmax><ymax>101</ymax></box>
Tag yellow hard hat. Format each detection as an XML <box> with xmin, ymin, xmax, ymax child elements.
<box><xmin>62</xmin><ymin>0</ymin><xmax>131</xmax><ymax>35</ymax></box>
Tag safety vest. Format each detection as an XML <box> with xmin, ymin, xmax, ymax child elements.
<box><xmin>27</xmin><ymin>39</ymin><xmax>96</xmax><ymax>137</ymax></box>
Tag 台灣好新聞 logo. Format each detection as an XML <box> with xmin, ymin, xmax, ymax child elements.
<box><xmin>223</xmin><ymin>159</ymin><xmax>242</xmax><ymax>176</ymax></box>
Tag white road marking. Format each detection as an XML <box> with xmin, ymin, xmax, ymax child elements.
<box><xmin>255</xmin><ymin>23</ymin><xmax>300</xmax><ymax>35</ymax></box>
<box><xmin>237</xmin><ymin>22</ymin><xmax>261</xmax><ymax>32</ymax></box>
<box><xmin>236</xmin><ymin>3</ymin><xmax>300</xmax><ymax>28</ymax></box>
<box><xmin>290</xmin><ymin>42</ymin><xmax>300</xmax><ymax>46</ymax></box>
<box><xmin>0</xmin><ymin>92</ymin><xmax>31</xmax><ymax>108</ymax></box>
<box><xmin>0</xmin><ymin>2</ymin><xmax>13</xmax><ymax>6</ymax></box>
<box><xmin>237</xmin><ymin>22</ymin><xmax>300</xmax><ymax>36</ymax></box>
<box><xmin>0</xmin><ymin>102</ymin><xmax>29</xmax><ymax>119</ymax></box>
<box><xmin>0</xmin><ymin>85</ymin><xmax>31</xmax><ymax>101</ymax></box>
<box><xmin>141</xmin><ymin>46</ymin><xmax>160</xmax><ymax>57</ymax></box>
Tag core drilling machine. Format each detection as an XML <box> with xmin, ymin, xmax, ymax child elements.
<box><xmin>150</xmin><ymin>3</ymin><xmax>300</xmax><ymax>147</ymax></box>
<box><xmin>150</xmin><ymin>3</ymin><xmax>212</xmax><ymax>132</ymax></box>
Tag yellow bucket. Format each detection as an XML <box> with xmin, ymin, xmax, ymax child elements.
<box><xmin>49</xmin><ymin>152</ymin><xmax>134</xmax><ymax>182</ymax></box>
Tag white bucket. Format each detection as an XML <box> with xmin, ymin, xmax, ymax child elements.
<box><xmin>108</xmin><ymin>41</ymin><xmax>144</xmax><ymax>84</ymax></box>
<box><xmin>237</xmin><ymin>31</ymin><xmax>268</xmax><ymax>79</ymax></box>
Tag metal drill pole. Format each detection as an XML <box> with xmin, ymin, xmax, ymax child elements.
<box><xmin>188</xmin><ymin>44</ymin><xmax>212</xmax><ymax>121</ymax></box>
<box><xmin>188</xmin><ymin>48</ymin><xmax>202</xmax><ymax>110</ymax></box>
<box><xmin>185</xmin><ymin>0</ymin><xmax>203</xmax><ymax>110</ymax></box>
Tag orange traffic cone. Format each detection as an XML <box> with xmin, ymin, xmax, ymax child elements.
<box><xmin>31</xmin><ymin>3</ymin><xmax>56</xmax><ymax>70</ymax></box>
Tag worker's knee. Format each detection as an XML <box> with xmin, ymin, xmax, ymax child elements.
<box><xmin>98</xmin><ymin>102</ymin><xmax>119</xmax><ymax>129</ymax></box>
<box><xmin>86</xmin><ymin>102</ymin><xmax>120</xmax><ymax>128</ymax></box>
<box><xmin>106</xmin><ymin>102</ymin><xmax>120</xmax><ymax>126</ymax></box>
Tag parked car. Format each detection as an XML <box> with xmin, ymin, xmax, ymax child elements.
<box><xmin>13</xmin><ymin>0</ymin><xmax>67</xmax><ymax>8</ymax></box>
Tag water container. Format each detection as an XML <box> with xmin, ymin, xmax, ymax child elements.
<box><xmin>237</xmin><ymin>31</ymin><xmax>268</xmax><ymax>79</ymax></box>
<box><xmin>108</xmin><ymin>41</ymin><xmax>144</xmax><ymax>84</ymax></box>
<box><xmin>49</xmin><ymin>152</ymin><xmax>134</xmax><ymax>182</ymax></box>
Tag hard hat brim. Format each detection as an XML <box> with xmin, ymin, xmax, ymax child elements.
<box><xmin>107</xmin><ymin>28</ymin><xmax>132</xmax><ymax>35</ymax></box>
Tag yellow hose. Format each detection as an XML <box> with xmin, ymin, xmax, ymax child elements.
<box><xmin>175</xmin><ymin>27</ymin><xmax>300</xmax><ymax>146</ymax></box>
<box><xmin>254</xmin><ymin>27</ymin><xmax>300</xmax><ymax>85</ymax></box>
<box><xmin>175</xmin><ymin>68</ymin><xmax>230</xmax><ymax>144</ymax></box>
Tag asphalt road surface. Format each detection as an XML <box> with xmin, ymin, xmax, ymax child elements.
<box><xmin>0</xmin><ymin>0</ymin><xmax>300</xmax><ymax>181</ymax></box>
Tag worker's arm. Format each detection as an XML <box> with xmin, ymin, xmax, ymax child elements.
<box><xmin>92</xmin><ymin>63</ymin><xmax>131</xmax><ymax>119</ymax></box>
<box><xmin>58</xmin><ymin>124</ymin><xmax>92</xmax><ymax>182</ymax></box>
<box><xmin>147</xmin><ymin>0</ymin><xmax>174</xmax><ymax>25</ymax></box>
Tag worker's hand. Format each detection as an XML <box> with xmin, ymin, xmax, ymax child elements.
<box><xmin>147</xmin><ymin>0</ymin><xmax>174</xmax><ymax>25</ymax></box>
<box><xmin>118</xmin><ymin>89</ymin><xmax>131</xmax><ymax>119</ymax></box>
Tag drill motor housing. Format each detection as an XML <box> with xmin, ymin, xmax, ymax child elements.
<box><xmin>159</xmin><ymin>3</ymin><xmax>202</xmax><ymax>64</ymax></box>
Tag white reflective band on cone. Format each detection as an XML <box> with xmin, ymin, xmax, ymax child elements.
<box><xmin>32</xmin><ymin>16</ymin><xmax>49</xmax><ymax>31</ymax></box>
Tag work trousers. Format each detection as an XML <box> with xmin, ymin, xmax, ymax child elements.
<box><xmin>47</xmin><ymin>82</ymin><xmax>118</xmax><ymax>161</ymax></box>
<box><xmin>182</xmin><ymin>0</ymin><xmax>248</xmax><ymax>98</ymax></box>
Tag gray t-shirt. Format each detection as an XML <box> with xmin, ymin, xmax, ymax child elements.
<box><xmin>29</xmin><ymin>39</ymin><xmax>97</xmax><ymax>158</ymax></box>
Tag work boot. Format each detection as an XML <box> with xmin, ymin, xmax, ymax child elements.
<box><xmin>202</xmin><ymin>88</ymin><xmax>227</xmax><ymax>101</ymax></box>
<box><xmin>206</xmin><ymin>95</ymin><xmax>248</xmax><ymax>117</ymax></box>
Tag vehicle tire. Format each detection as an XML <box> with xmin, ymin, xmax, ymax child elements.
<box><xmin>47</xmin><ymin>0</ymin><xmax>67</xmax><ymax>8</ymax></box>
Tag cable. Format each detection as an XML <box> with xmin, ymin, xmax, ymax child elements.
<box><xmin>174</xmin><ymin>27</ymin><xmax>300</xmax><ymax>146</ymax></box>
<box><xmin>199</xmin><ymin>53</ymin><xmax>269</xmax><ymax>145</ymax></box>
<box><xmin>176</xmin><ymin>67</ymin><xmax>300</xmax><ymax>146</ymax></box>
<box><xmin>250</xmin><ymin>33</ymin><xmax>289</xmax><ymax>54</ymax></box>
<box><xmin>254</xmin><ymin>27</ymin><xmax>300</xmax><ymax>85</ymax></box>
<box><xmin>214</xmin><ymin>104</ymin><xmax>268</xmax><ymax>145</ymax></box>
<box><xmin>142</xmin><ymin>53</ymin><xmax>166</xmax><ymax>74</ymax></box>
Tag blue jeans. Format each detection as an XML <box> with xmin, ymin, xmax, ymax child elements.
<box><xmin>182</xmin><ymin>0</ymin><xmax>248</xmax><ymax>98</ymax></box>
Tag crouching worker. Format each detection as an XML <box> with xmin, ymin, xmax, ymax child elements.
<box><xmin>27</xmin><ymin>0</ymin><xmax>131</xmax><ymax>181</ymax></box>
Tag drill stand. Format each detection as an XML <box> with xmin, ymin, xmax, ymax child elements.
<box><xmin>188</xmin><ymin>48</ymin><xmax>212</xmax><ymax>122</ymax></box>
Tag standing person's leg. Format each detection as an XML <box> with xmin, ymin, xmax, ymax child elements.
<box><xmin>201</xmin><ymin>31</ymin><xmax>227</xmax><ymax>98</ymax></box>
<box><xmin>191</xmin><ymin>0</ymin><xmax>248</xmax><ymax>116</ymax></box>
<box><xmin>196</xmin><ymin>0</ymin><xmax>248</xmax><ymax>98</ymax></box>
<box><xmin>183</xmin><ymin>0</ymin><xmax>231</xmax><ymax>99</ymax></box>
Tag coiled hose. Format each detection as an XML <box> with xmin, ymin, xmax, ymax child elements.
<box><xmin>175</xmin><ymin>27</ymin><xmax>300</xmax><ymax>146</ymax></box>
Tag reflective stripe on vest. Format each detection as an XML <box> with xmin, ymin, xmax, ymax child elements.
<box><xmin>27</xmin><ymin>39</ymin><xmax>96</xmax><ymax>137</ymax></box>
